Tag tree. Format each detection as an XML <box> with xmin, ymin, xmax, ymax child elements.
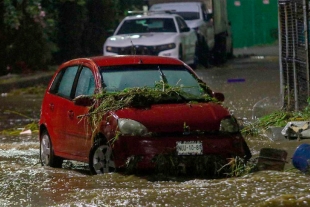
<box><xmin>0</xmin><ymin>0</ymin><xmax>145</xmax><ymax>75</ymax></box>
<box><xmin>55</xmin><ymin>1</ymin><xmax>87</xmax><ymax>62</ymax></box>
<box><xmin>82</xmin><ymin>0</ymin><xmax>119</xmax><ymax>57</ymax></box>
<box><xmin>2</xmin><ymin>0</ymin><xmax>52</xmax><ymax>74</ymax></box>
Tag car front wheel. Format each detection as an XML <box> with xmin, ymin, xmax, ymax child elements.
<box><xmin>40</xmin><ymin>130</ymin><xmax>63</xmax><ymax>168</ymax></box>
<box><xmin>89</xmin><ymin>139</ymin><xmax>116</xmax><ymax>175</ymax></box>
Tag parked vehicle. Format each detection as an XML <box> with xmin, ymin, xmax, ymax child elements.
<box><xmin>149</xmin><ymin>0</ymin><xmax>233</xmax><ymax>67</ymax></box>
<box><xmin>103</xmin><ymin>12</ymin><xmax>197</xmax><ymax>68</ymax></box>
<box><xmin>39</xmin><ymin>55</ymin><xmax>251</xmax><ymax>175</ymax></box>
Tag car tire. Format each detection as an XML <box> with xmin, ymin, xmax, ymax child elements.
<box><xmin>196</xmin><ymin>38</ymin><xmax>210</xmax><ymax>68</ymax></box>
<box><xmin>213</xmin><ymin>34</ymin><xmax>227</xmax><ymax>65</ymax></box>
<box><xmin>227</xmin><ymin>42</ymin><xmax>234</xmax><ymax>59</ymax></box>
<box><xmin>242</xmin><ymin>140</ymin><xmax>252</xmax><ymax>161</ymax></box>
<box><xmin>190</xmin><ymin>42</ymin><xmax>199</xmax><ymax>69</ymax></box>
<box><xmin>178</xmin><ymin>45</ymin><xmax>183</xmax><ymax>61</ymax></box>
<box><xmin>89</xmin><ymin>139</ymin><xmax>116</xmax><ymax>175</ymax></box>
<box><xmin>40</xmin><ymin>130</ymin><xmax>63</xmax><ymax>168</ymax></box>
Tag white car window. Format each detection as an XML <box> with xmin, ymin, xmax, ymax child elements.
<box><xmin>116</xmin><ymin>18</ymin><xmax>176</xmax><ymax>34</ymax></box>
<box><xmin>176</xmin><ymin>16</ymin><xmax>188</xmax><ymax>31</ymax></box>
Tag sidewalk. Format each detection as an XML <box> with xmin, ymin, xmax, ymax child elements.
<box><xmin>233</xmin><ymin>43</ymin><xmax>279</xmax><ymax>57</ymax></box>
<box><xmin>0</xmin><ymin>71</ymin><xmax>54</xmax><ymax>94</ymax></box>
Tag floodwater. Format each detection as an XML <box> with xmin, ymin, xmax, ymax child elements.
<box><xmin>1</xmin><ymin>57</ymin><xmax>310</xmax><ymax>206</ymax></box>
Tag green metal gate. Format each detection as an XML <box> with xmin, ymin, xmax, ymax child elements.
<box><xmin>227</xmin><ymin>0</ymin><xmax>278</xmax><ymax>48</ymax></box>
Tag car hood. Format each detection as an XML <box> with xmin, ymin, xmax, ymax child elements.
<box><xmin>105</xmin><ymin>33</ymin><xmax>177</xmax><ymax>47</ymax></box>
<box><xmin>113</xmin><ymin>102</ymin><xmax>230</xmax><ymax>133</ymax></box>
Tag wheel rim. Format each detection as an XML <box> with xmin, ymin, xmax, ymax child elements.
<box><xmin>93</xmin><ymin>145</ymin><xmax>115</xmax><ymax>174</ymax></box>
<box><xmin>40</xmin><ymin>134</ymin><xmax>51</xmax><ymax>166</ymax></box>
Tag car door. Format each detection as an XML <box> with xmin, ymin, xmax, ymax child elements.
<box><xmin>65</xmin><ymin>65</ymin><xmax>96</xmax><ymax>159</ymax></box>
<box><xmin>176</xmin><ymin>16</ymin><xmax>196</xmax><ymax>62</ymax></box>
<box><xmin>46</xmin><ymin>65</ymin><xmax>79</xmax><ymax>154</ymax></box>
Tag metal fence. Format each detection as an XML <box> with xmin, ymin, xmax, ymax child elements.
<box><xmin>279</xmin><ymin>0</ymin><xmax>310</xmax><ymax>111</ymax></box>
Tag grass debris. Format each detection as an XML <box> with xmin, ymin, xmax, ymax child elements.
<box><xmin>77</xmin><ymin>83</ymin><xmax>216</xmax><ymax>139</ymax></box>
<box><xmin>242</xmin><ymin>101</ymin><xmax>310</xmax><ymax>136</ymax></box>
<box><xmin>0</xmin><ymin>110</ymin><xmax>39</xmax><ymax>135</ymax></box>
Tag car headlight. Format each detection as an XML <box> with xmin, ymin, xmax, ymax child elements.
<box><xmin>118</xmin><ymin>118</ymin><xmax>148</xmax><ymax>136</ymax></box>
<box><xmin>156</xmin><ymin>43</ymin><xmax>176</xmax><ymax>52</ymax></box>
<box><xmin>220</xmin><ymin>116</ymin><xmax>239</xmax><ymax>133</ymax></box>
<box><xmin>106</xmin><ymin>46</ymin><xmax>119</xmax><ymax>53</ymax></box>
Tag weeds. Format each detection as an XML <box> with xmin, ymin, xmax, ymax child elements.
<box><xmin>0</xmin><ymin>110</ymin><xmax>39</xmax><ymax>135</ymax></box>
<box><xmin>218</xmin><ymin>157</ymin><xmax>257</xmax><ymax>177</ymax></box>
<box><xmin>242</xmin><ymin>110</ymin><xmax>310</xmax><ymax>136</ymax></box>
<box><xmin>77</xmin><ymin>84</ymin><xmax>216</xmax><ymax>143</ymax></box>
<box><xmin>242</xmin><ymin>98</ymin><xmax>310</xmax><ymax>136</ymax></box>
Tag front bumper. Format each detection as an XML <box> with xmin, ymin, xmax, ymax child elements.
<box><xmin>111</xmin><ymin>133</ymin><xmax>248</xmax><ymax>170</ymax></box>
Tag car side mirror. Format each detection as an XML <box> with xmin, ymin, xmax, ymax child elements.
<box><xmin>180</xmin><ymin>27</ymin><xmax>190</xmax><ymax>33</ymax></box>
<box><xmin>73</xmin><ymin>95</ymin><xmax>94</xmax><ymax>107</ymax></box>
<box><xmin>213</xmin><ymin>92</ymin><xmax>225</xmax><ymax>102</ymax></box>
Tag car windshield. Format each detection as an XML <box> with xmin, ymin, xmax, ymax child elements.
<box><xmin>174</xmin><ymin>12</ymin><xmax>200</xmax><ymax>20</ymax></box>
<box><xmin>116</xmin><ymin>18</ymin><xmax>177</xmax><ymax>34</ymax></box>
<box><xmin>100</xmin><ymin>65</ymin><xmax>204</xmax><ymax>97</ymax></box>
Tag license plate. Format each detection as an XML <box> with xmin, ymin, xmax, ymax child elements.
<box><xmin>176</xmin><ymin>141</ymin><xmax>203</xmax><ymax>155</ymax></box>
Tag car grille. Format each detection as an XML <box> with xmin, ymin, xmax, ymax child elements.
<box><xmin>117</xmin><ymin>45</ymin><xmax>159</xmax><ymax>55</ymax></box>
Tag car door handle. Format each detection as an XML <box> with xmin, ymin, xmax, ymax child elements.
<box><xmin>49</xmin><ymin>103</ymin><xmax>54</xmax><ymax>111</ymax></box>
<box><xmin>68</xmin><ymin>110</ymin><xmax>74</xmax><ymax>119</ymax></box>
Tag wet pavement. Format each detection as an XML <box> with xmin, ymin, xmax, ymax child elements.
<box><xmin>197</xmin><ymin>55</ymin><xmax>281</xmax><ymax>121</ymax></box>
<box><xmin>2</xmin><ymin>51</ymin><xmax>310</xmax><ymax>206</ymax></box>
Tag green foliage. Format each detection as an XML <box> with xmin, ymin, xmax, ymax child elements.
<box><xmin>82</xmin><ymin>0</ymin><xmax>119</xmax><ymax>56</ymax></box>
<box><xmin>76</xmin><ymin>85</ymin><xmax>215</xmax><ymax>141</ymax></box>
<box><xmin>2</xmin><ymin>0</ymin><xmax>52</xmax><ymax>73</ymax></box>
<box><xmin>242</xmin><ymin>99</ymin><xmax>310</xmax><ymax>136</ymax></box>
<box><xmin>56</xmin><ymin>1</ymin><xmax>87</xmax><ymax>61</ymax></box>
<box><xmin>0</xmin><ymin>110</ymin><xmax>39</xmax><ymax>135</ymax></box>
<box><xmin>218</xmin><ymin>156</ymin><xmax>256</xmax><ymax>177</ymax></box>
<box><xmin>1</xmin><ymin>122</ymin><xmax>39</xmax><ymax>135</ymax></box>
<box><xmin>1</xmin><ymin>0</ymin><xmax>145</xmax><ymax>74</ymax></box>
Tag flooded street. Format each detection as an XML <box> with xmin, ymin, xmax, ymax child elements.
<box><xmin>2</xmin><ymin>56</ymin><xmax>310</xmax><ymax>206</ymax></box>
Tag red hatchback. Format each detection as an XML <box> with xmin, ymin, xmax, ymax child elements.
<box><xmin>39</xmin><ymin>55</ymin><xmax>251</xmax><ymax>175</ymax></box>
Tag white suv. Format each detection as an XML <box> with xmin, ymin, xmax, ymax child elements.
<box><xmin>103</xmin><ymin>13</ymin><xmax>197</xmax><ymax>67</ymax></box>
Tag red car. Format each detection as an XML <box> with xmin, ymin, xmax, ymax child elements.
<box><xmin>39</xmin><ymin>55</ymin><xmax>251</xmax><ymax>175</ymax></box>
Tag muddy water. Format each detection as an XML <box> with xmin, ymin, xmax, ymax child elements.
<box><xmin>1</xmin><ymin>57</ymin><xmax>310</xmax><ymax>206</ymax></box>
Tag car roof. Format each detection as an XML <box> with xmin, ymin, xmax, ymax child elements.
<box><xmin>123</xmin><ymin>12</ymin><xmax>179</xmax><ymax>20</ymax></box>
<box><xmin>150</xmin><ymin>2</ymin><xmax>202</xmax><ymax>12</ymax></box>
<box><xmin>62</xmin><ymin>55</ymin><xmax>185</xmax><ymax>68</ymax></box>
<box><xmin>150</xmin><ymin>2</ymin><xmax>202</xmax><ymax>7</ymax></box>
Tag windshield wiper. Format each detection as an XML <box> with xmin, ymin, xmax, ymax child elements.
<box><xmin>158</xmin><ymin>66</ymin><xmax>168</xmax><ymax>84</ymax></box>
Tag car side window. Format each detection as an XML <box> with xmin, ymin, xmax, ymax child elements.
<box><xmin>50</xmin><ymin>66</ymin><xmax>79</xmax><ymax>98</ymax></box>
<box><xmin>176</xmin><ymin>17</ymin><xmax>188</xmax><ymax>31</ymax></box>
<box><xmin>75</xmin><ymin>67</ymin><xmax>95</xmax><ymax>97</ymax></box>
<box><xmin>163</xmin><ymin>19</ymin><xmax>177</xmax><ymax>32</ymax></box>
